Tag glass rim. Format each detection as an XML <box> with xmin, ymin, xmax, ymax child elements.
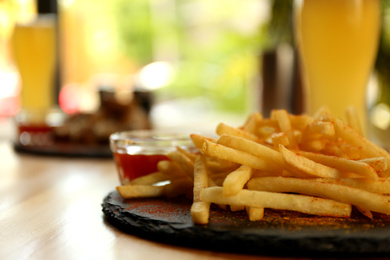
<box><xmin>109</xmin><ymin>129</ymin><xmax>194</xmax><ymax>148</ymax></box>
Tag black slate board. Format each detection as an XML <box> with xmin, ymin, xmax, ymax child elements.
<box><xmin>102</xmin><ymin>191</ymin><xmax>390</xmax><ymax>257</ymax></box>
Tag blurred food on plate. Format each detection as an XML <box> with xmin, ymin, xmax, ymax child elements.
<box><xmin>53</xmin><ymin>88</ymin><xmax>152</xmax><ymax>145</ymax></box>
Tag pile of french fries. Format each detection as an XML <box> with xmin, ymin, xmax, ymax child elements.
<box><xmin>116</xmin><ymin>107</ymin><xmax>390</xmax><ymax>224</ymax></box>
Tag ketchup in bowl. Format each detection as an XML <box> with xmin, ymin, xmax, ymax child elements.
<box><xmin>110</xmin><ymin>130</ymin><xmax>195</xmax><ymax>185</ymax></box>
<box><xmin>113</xmin><ymin>153</ymin><xmax>169</xmax><ymax>184</ymax></box>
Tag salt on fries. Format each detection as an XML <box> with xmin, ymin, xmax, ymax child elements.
<box><xmin>115</xmin><ymin>108</ymin><xmax>390</xmax><ymax>224</ymax></box>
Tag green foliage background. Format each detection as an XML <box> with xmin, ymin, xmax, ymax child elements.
<box><xmin>109</xmin><ymin>0</ymin><xmax>269</xmax><ymax>113</ymax></box>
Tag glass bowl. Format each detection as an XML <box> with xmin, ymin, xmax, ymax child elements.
<box><xmin>110</xmin><ymin>130</ymin><xmax>196</xmax><ymax>185</ymax></box>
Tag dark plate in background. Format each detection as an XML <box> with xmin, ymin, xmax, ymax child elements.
<box><xmin>102</xmin><ymin>191</ymin><xmax>390</xmax><ymax>257</ymax></box>
<box><xmin>14</xmin><ymin>142</ymin><xmax>112</xmax><ymax>158</ymax></box>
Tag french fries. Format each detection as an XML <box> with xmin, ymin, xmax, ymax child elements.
<box><xmin>130</xmin><ymin>172</ymin><xmax>172</xmax><ymax>185</ymax></box>
<box><xmin>243</xmin><ymin>112</ymin><xmax>263</xmax><ymax>135</ymax></box>
<box><xmin>216</xmin><ymin>122</ymin><xmax>260</xmax><ymax>143</ymax></box>
<box><xmin>222</xmin><ymin>165</ymin><xmax>253</xmax><ymax>196</ymax></box>
<box><xmin>279</xmin><ymin>144</ymin><xmax>343</xmax><ymax>179</ymax></box>
<box><xmin>271</xmin><ymin>109</ymin><xmax>298</xmax><ymax>149</ymax></box>
<box><xmin>217</xmin><ymin>134</ymin><xmax>284</xmax><ymax>166</ymax></box>
<box><xmin>298</xmin><ymin>151</ymin><xmax>378</xmax><ymax>180</ymax></box>
<box><xmin>319</xmin><ymin>110</ymin><xmax>390</xmax><ymax>172</ymax></box>
<box><xmin>202</xmin><ymin>139</ymin><xmax>282</xmax><ymax>173</ymax></box>
<box><xmin>116</xmin><ymin>185</ymin><xmax>165</xmax><ymax>198</ymax></box>
<box><xmin>247</xmin><ymin>176</ymin><xmax>390</xmax><ymax>215</ymax></box>
<box><xmin>246</xmin><ymin>206</ymin><xmax>265</xmax><ymax>221</ymax></box>
<box><xmin>115</xmin><ymin>107</ymin><xmax>390</xmax><ymax>225</ymax></box>
<box><xmin>167</xmin><ymin>151</ymin><xmax>195</xmax><ymax>180</ymax></box>
<box><xmin>200</xmin><ymin>187</ymin><xmax>351</xmax><ymax>217</ymax></box>
<box><xmin>359</xmin><ymin>157</ymin><xmax>387</xmax><ymax>173</ymax></box>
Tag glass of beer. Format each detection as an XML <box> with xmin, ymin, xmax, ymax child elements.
<box><xmin>11</xmin><ymin>14</ymin><xmax>57</xmax><ymax>146</ymax></box>
<box><xmin>294</xmin><ymin>0</ymin><xmax>381</xmax><ymax>129</ymax></box>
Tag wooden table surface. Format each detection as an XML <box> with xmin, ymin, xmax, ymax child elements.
<box><xmin>0</xmin><ymin>130</ymin><xmax>385</xmax><ymax>260</ymax></box>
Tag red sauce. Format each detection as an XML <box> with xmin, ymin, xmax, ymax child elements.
<box><xmin>114</xmin><ymin>153</ymin><xmax>170</xmax><ymax>184</ymax></box>
<box><xmin>18</xmin><ymin>124</ymin><xmax>52</xmax><ymax>134</ymax></box>
<box><xmin>17</xmin><ymin>124</ymin><xmax>53</xmax><ymax>146</ymax></box>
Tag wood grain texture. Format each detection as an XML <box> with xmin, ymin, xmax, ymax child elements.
<box><xmin>0</xmin><ymin>140</ymin><xmax>287</xmax><ymax>260</ymax></box>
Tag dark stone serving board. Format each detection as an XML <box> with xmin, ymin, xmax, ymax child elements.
<box><xmin>102</xmin><ymin>191</ymin><xmax>390</xmax><ymax>257</ymax></box>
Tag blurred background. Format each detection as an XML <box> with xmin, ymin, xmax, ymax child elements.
<box><xmin>0</xmin><ymin>0</ymin><xmax>293</xmax><ymax>136</ymax></box>
<box><xmin>1</xmin><ymin>0</ymin><xmax>390</xmax><ymax>144</ymax></box>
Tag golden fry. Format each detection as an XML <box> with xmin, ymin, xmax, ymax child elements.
<box><xmin>191</xmin><ymin>155</ymin><xmax>211</xmax><ymax>224</ymax></box>
<box><xmin>176</xmin><ymin>145</ymin><xmax>197</xmax><ymax>162</ymax></box>
<box><xmin>303</xmin><ymin>120</ymin><xmax>335</xmax><ymax>139</ymax></box>
<box><xmin>157</xmin><ymin>160</ymin><xmax>188</xmax><ymax>178</ymax></box>
<box><xmin>190</xmin><ymin>134</ymin><xmax>216</xmax><ymax>150</ymax></box>
<box><xmin>204</xmin><ymin>156</ymin><xmax>239</xmax><ymax>173</ymax></box>
<box><xmin>289</xmin><ymin>114</ymin><xmax>314</xmax><ymax>131</ymax></box>
<box><xmin>217</xmin><ymin>134</ymin><xmax>284</xmax><ymax>167</ymax></box>
<box><xmin>246</xmin><ymin>206</ymin><xmax>265</xmax><ymax>221</ymax></box>
<box><xmin>216</xmin><ymin>122</ymin><xmax>260</xmax><ymax>142</ymax></box>
<box><xmin>200</xmin><ymin>187</ymin><xmax>351</xmax><ymax>217</ymax></box>
<box><xmin>167</xmin><ymin>151</ymin><xmax>195</xmax><ymax>179</ymax></box>
<box><xmin>242</xmin><ymin>112</ymin><xmax>263</xmax><ymax>135</ymax></box>
<box><xmin>248</xmin><ymin>176</ymin><xmax>390</xmax><ymax>215</ymax></box>
<box><xmin>191</xmin><ymin>202</ymin><xmax>210</xmax><ymax>224</ymax></box>
<box><xmin>299</xmin><ymin>151</ymin><xmax>378</xmax><ymax>181</ymax></box>
<box><xmin>359</xmin><ymin>157</ymin><xmax>388</xmax><ymax>173</ymax></box>
<box><xmin>279</xmin><ymin>145</ymin><xmax>343</xmax><ymax>178</ymax></box>
<box><xmin>271</xmin><ymin>109</ymin><xmax>298</xmax><ymax>149</ymax></box>
<box><xmin>320</xmin><ymin>111</ymin><xmax>390</xmax><ymax>170</ymax></box>
<box><xmin>222</xmin><ymin>165</ymin><xmax>253</xmax><ymax>196</ymax></box>
<box><xmin>313</xmin><ymin>177</ymin><xmax>390</xmax><ymax>194</ymax></box>
<box><xmin>271</xmin><ymin>132</ymin><xmax>289</xmax><ymax>149</ymax></box>
<box><xmin>193</xmin><ymin>156</ymin><xmax>209</xmax><ymax>202</ymax></box>
<box><xmin>131</xmin><ymin>172</ymin><xmax>172</xmax><ymax>185</ymax></box>
<box><xmin>116</xmin><ymin>185</ymin><xmax>165</xmax><ymax>199</ymax></box>
<box><xmin>202</xmin><ymin>139</ymin><xmax>282</xmax><ymax>173</ymax></box>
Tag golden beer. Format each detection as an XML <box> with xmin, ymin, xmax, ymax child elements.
<box><xmin>11</xmin><ymin>14</ymin><xmax>57</xmax><ymax>123</ymax></box>
<box><xmin>295</xmin><ymin>0</ymin><xmax>381</xmax><ymax>124</ymax></box>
